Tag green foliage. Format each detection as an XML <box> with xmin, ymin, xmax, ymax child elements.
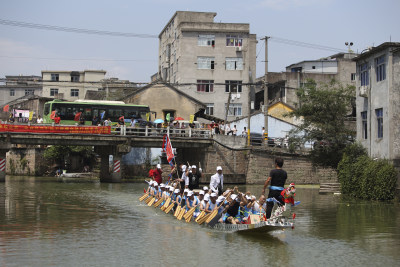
<box><xmin>338</xmin><ymin>143</ymin><xmax>398</xmax><ymax>201</ymax></box>
<box><xmin>44</xmin><ymin>145</ymin><xmax>96</xmax><ymax>165</ymax></box>
<box><xmin>288</xmin><ymin>79</ymin><xmax>356</xmax><ymax>168</ymax></box>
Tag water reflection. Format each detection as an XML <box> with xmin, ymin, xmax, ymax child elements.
<box><xmin>0</xmin><ymin>176</ymin><xmax>399</xmax><ymax>266</ymax></box>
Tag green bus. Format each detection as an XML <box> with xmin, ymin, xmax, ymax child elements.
<box><xmin>43</xmin><ymin>99</ymin><xmax>151</xmax><ymax>125</ymax></box>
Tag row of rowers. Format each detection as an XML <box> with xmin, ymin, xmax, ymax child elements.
<box><xmin>146</xmin><ymin>181</ymin><xmax>269</xmax><ymax>224</ymax></box>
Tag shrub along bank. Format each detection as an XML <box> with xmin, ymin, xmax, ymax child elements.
<box><xmin>338</xmin><ymin>143</ymin><xmax>398</xmax><ymax>201</ymax></box>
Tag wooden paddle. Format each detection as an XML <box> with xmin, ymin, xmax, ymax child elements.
<box><xmin>153</xmin><ymin>198</ymin><xmax>164</xmax><ymax>207</ymax></box>
<box><xmin>177</xmin><ymin>208</ymin><xmax>185</xmax><ymax>220</ymax></box>
<box><xmin>139</xmin><ymin>193</ymin><xmax>149</xmax><ymax>202</ymax></box>
<box><xmin>160</xmin><ymin>197</ymin><xmax>171</xmax><ymax>211</ymax></box>
<box><xmin>195</xmin><ymin>211</ymin><xmax>205</xmax><ymax>222</ymax></box>
<box><xmin>185</xmin><ymin>213</ymin><xmax>193</xmax><ymax>223</ymax></box>
<box><xmin>174</xmin><ymin>205</ymin><xmax>181</xmax><ymax>217</ymax></box>
<box><xmin>205</xmin><ymin>192</ymin><xmax>231</xmax><ymax>224</ymax></box>
<box><xmin>147</xmin><ymin>197</ymin><xmax>155</xmax><ymax>206</ymax></box>
<box><xmin>165</xmin><ymin>202</ymin><xmax>175</xmax><ymax>214</ymax></box>
<box><xmin>197</xmin><ymin>213</ymin><xmax>211</xmax><ymax>225</ymax></box>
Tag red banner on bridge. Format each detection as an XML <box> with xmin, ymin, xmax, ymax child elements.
<box><xmin>0</xmin><ymin>124</ymin><xmax>111</xmax><ymax>134</ymax></box>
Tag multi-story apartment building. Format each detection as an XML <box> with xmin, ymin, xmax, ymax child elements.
<box><xmin>354</xmin><ymin>42</ymin><xmax>400</xmax><ymax>162</ymax></box>
<box><xmin>0</xmin><ymin>75</ymin><xmax>42</xmax><ymax>106</ymax></box>
<box><xmin>41</xmin><ymin>70</ymin><xmax>106</xmax><ymax>101</ymax></box>
<box><xmin>158</xmin><ymin>11</ymin><xmax>257</xmax><ymax>121</ymax></box>
<box><xmin>262</xmin><ymin>53</ymin><xmax>357</xmax><ymax>109</ymax></box>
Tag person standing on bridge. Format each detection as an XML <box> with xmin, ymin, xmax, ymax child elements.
<box><xmin>262</xmin><ymin>157</ymin><xmax>287</xmax><ymax>219</ymax></box>
<box><xmin>54</xmin><ymin>114</ymin><xmax>61</xmax><ymax>124</ymax></box>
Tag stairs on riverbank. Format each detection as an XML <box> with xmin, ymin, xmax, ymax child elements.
<box><xmin>319</xmin><ymin>182</ymin><xmax>341</xmax><ymax>194</ymax></box>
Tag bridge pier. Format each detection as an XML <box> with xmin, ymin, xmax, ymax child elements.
<box><xmin>95</xmin><ymin>145</ymin><xmax>129</xmax><ymax>183</ymax></box>
<box><xmin>0</xmin><ymin>144</ymin><xmax>11</xmax><ymax>182</ymax></box>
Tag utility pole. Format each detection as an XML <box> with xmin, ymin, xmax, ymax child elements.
<box><xmin>262</xmin><ymin>36</ymin><xmax>270</xmax><ymax>136</ymax></box>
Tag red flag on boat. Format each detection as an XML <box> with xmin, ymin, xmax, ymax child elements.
<box><xmin>50</xmin><ymin>111</ymin><xmax>56</xmax><ymax>120</ymax></box>
<box><xmin>74</xmin><ymin>112</ymin><xmax>82</xmax><ymax>121</ymax></box>
<box><xmin>3</xmin><ymin>105</ymin><xmax>9</xmax><ymax>112</ymax></box>
<box><xmin>162</xmin><ymin>134</ymin><xmax>175</xmax><ymax>163</ymax></box>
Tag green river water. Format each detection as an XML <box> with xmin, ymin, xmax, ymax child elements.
<box><xmin>0</xmin><ymin>176</ymin><xmax>399</xmax><ymax>266</ymax></box>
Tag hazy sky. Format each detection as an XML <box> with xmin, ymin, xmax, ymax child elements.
<box><xmin>1</xmin><ymin>0</ymin><xmax>399</xmax><ymax>82</ymax></box>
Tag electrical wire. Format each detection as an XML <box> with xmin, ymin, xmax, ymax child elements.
<box><xmin>0</xmin><ymin>18</ymin><xmax>158</xmax><ymax>39</ymax></box>
<box><xmin>0</xmin><ymin>55</ymin><xmax>156</xmax><ymax>62</ymax></box>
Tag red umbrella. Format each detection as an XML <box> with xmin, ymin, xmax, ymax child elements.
<box><xmin>174</xmin><ymin>117</ymin><xmax>184</xmax><ymax>120</ymax></box>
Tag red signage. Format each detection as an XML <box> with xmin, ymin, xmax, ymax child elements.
<box><xmin>0</xmin><ymin>124</ymin><xmax>111</xmax><ymax>134</ymax></box>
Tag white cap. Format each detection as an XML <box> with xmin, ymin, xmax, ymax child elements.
<box><xmin>246</xmin><ymin>195</ymin><xmax>251</xmax><ymax>200</ymax></box>
<box><xmin>187</xmin><ymin>191</ymin><xmax>193</xmax><ymax>196</ymax></box>
<box><xmin>174</xmin><ymin>189</ymin><xmax>180</xmax><ymax>194</ymax></box>
<box><xmin>210</xmin><ymin>192</ymin><xmax>217</xmax><ymax>197</ymax></box>
<box><xmin>191</xmin><ymin>165</ymin><xmax>196</xmax><ymax>169</ymax></box>
<box><xmin>157</xmin><ymin>164</ymin><xmax>161</xmax><ymax>169</ymax></box>
<box><xmin>182</xmin><ymin>165</ymin><xmax>187</xmax><ymax>171</ymax></box>
<box><xmin>160</xmin><ymin>183</ymin><xmax>165</xmax><ymax>188</ymax></box>
<box><xmin>149</xmin><ymin>181</ymin><xmax>154</xmax><ymax>186</ymax></box>
<box><xmin>199</xmin><ymin>190</ymin><xmax>205</xmax><ymax>195</ymax></box>
<box><xmin>184</xmin><ymin>189</ymin><xmax>189</xmax><ymax>193</ymax></box>
<box><xmin>203</xmin><ymin>186</ymin><xmax>209</xmax><ymax>191</ymax></box>
<box><xmin>231</xmin><ymin>194</ymin><xmax>237</xmax><ymax>201</ymax></box>
<box><xmin>251</xmin><ymin>195</ymin><xmax>256</xmax><ymax>200</ymax></box>
<box><xmin>169</xmin><ymin>187</ymin><xmax>174</xmax><ymax>191</ymax></box>
<box><xmin>153</xmin><ymin>182</ymin><xmax>158</xmax><ymax>187</ymax></box>
<box><xmin>216</xmin><ymin>166</ymin><xmax>222</xmax><ymax>171</ymax></box>
<box><xmin>204</xmin><ymin>195</ymin><xmax>210</xmax><ymax>201</ymax></box>
<box><xmin>217</xmin><ymin>196</ymin><xmax>225</xmax><ymax>202</ymax></box>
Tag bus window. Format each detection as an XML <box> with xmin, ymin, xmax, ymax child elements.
<box><xmin>124</xmin><ymin>109</ymin><xmax>138</xmax><ymax>120</ymax></box>
<box><xmin>84</xmin><ymin>108</ymin><xmax>92</xmax><ymax>120</ymax></box>
<box><xmin>109</xmin><ymin>109</ymin><xmax>123</xmax><ymax>120</ymax></box>
<box><xmin>44</xmin><ymin>104</ymin><xmax>50</xmax><ymax>116</ymax></box>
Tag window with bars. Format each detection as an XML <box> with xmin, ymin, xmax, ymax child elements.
<box><xmin>9</xmin><ymin>89</ymin><xmax>15</xmax><ymax>96</ymax></box>
<box><xmin>198</xmin><ymin>35</ymin><xmax>215</xmax><ymax>47</ymax></box>
<box><xmin>375</xmin><ymin>55</ymin><xmax>386</xmax><ymax>82</ymax></box>
<box><xmin>25</xmin><ymin>89</ymin><xmax>34</xmax><ymax>95</ymax></box>
<box><xmin>226</xmin><ymin>57</ymin><xmax>243</xmax><ymax>70</ymax></box>
<box><xmin>70</xmin><ymin>89</ymin><xmax>79</xmax><ymax>97</ymax></box>
<box><xmin>361</xmin><ymin>111</ymin><xmax>367</xmax><ymax>139</ymax></box>
<box><xmin>50</xmin><ymin>88</ymin><xmax>58</xmax><ymax>96</ymax></box>
<box><xmin>226</xmin><ymin>35</ymin><xmax>243</xmax><ymax>47</ymax></box>
<box><xmin>225</xmin><ymin>103</ymin><xmax>242</xmax><ymax>116</ymax></box>
<box><xmin>360</xmin><ymin>63</ymin><xmax>369</xmax><ymax>86</ymax></box>
<box><xmin>375</xmin><ymin>108</ymin><xmax>383</xmax><ymax>138</ymax></box>
<box><xmin>197</xmin><ymin>57</ymin><xmax>215</xmax><ymax>69</ymax></box>
<box><xmin>225</xmin><ymin>80</ymin><xmax>242</xmax><ymax>93</ymax></box>
<box><xmin>197</xmin><ymin>80</ymin><xmax>214</xmax><ymax>92</ymax></box>
<box><xmin>205</xmin><ymin>103</ymin><xmax>214</xmax><ymax>115</ymax></box>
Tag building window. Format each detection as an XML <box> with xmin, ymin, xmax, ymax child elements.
<box><xmin>9</xmin><ymin>89</ymin><xmax>15</xmax><ymax>96</ymax></box>
<box><xmin>226</xmin><ymin>58</ymin><xmax>243</xmax><ymax>70</ymax></box>
<box><xmin>25</xmin><ymin>89</ymin><xmax>34</xmax><ymax>95</ymax></box>
<box><xmin>71</xmin><ymin>75</ymin><xmax>80</xmax><ymax>82</ymax></box>
<box><xmin>225</xmin><ymin>80</ymin><xmax>242</xmax><ymax>93</ymax></box>
<box><xmin>197</xmin><ymin>80</ymin><xmax>214</xmax><ymax>92</ymax></box>
<box><xmin>205</xmin><ymin>103</ymin><xmax>214</xmax><ymax>116</ymax></box>
<box><xmin>198</xmin><ymin>35</ymin><xmax>215</xmax><ymax>47</ymax></box>
<box><xmin>375</xmin><ymin>108</ymin><xmax>383</xmax><ymax>138</ymax></box>
<box><xmin>225</xmin><ymin>103</ymin><xmax>242</xmax><ymax>116</ymax></box>
<box><xmin>98</xmin><ymin>88</ymin><xmax>105</xmax><ymax>91</ymax></box>
<box><xmin>376</xmin><ymin>55</ymin><xmax>386</xmax><ymax>82</ymax></box>
<box><xmin>70</xmin><ymin>89</ymin><xmax>79</xmax><ymax>97</ymax></box>
<box><xmin>361</xmin><ymin>111</ymin><xmax>367</xmax><ymax>139</ymax></box>
<box><xmin>351</xmin><ymin>73</ymin><xmax>356</xmax><ymax>81</ymax></box>
<box><xmin>51</xmin><ymin>74</ymin><xmax>59</xmax><ymax>81</ymax></box>
<box><xmin>50</xmin><ymin>88</ymin><xmax>59</xmax><ymax>96</ymax></box>
<box><xmin>226</xmin><ymin>35</ymin><xmax>242</xmax><ymax>47</ymax></box>
<box><xmin>197</xmin><ymin>57</ymin><xmax>215</xmax><ymax>69</ymax></box>
<box><xmin>360</xmin><ymin>63</ymin><xmax>369</xmax><ymax>86</ymax></box>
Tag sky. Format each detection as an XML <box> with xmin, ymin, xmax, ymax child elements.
<box><xmin>0</xmin><ymin>0</ymin><xmax>399</xmax><ymax>82</ymax></box>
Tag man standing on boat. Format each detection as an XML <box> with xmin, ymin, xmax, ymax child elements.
<box><xmin>210</xmin><ymin>166</ymin><xmax>224</xmax><ymax>195</ymax></box>
<box><xmin>151</xmin><ymin>164</ymin><xmax>163</xmax><ymax>185</ymax></box>
<box><xmin>188</xmin><ymin>165</ymin><xmax>202</xmax><ymax>190</ymax></box>
<box><xmin>262</xmin><ymin>158</ymin><xmax>287</xmax><ymax>219</ymax></box>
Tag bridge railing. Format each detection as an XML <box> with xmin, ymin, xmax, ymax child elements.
<box><xmin>111</xmin><ymin>125</ymin><xmax>212</xmax><ymax>138</ymax></box>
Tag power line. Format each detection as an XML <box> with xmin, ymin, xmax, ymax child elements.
<box><xmin>0</xmin><ymin>55</ymin><xmax>157</xmax><ymax>62</ymax></box>
<box><xmin>0</xmin><ymin>18</ymin><xmax>158</xmax><ymax>39</ymax></box>
<box><xmin>267</xmin><ymin>36</ymin><xmax>347</xmax><ymax>53</ymax></box>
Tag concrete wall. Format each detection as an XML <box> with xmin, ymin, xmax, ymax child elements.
<box><xmin>125</xmin><ymin>84</ymin><xmax>204</xmax><ymax>120</ymax></box>
<box><xmin>6</xmin><ymin>148</ymin><xmax>46</xmax><ymax>176</ymax></box>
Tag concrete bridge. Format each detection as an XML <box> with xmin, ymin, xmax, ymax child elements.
<box><xmin>0</xmin><ymin>124</ymin><xmax>219</xmax><ymax>182</ymax></box>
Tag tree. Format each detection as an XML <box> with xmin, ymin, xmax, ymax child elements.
<box><xmin>288</xmin><ymin>79</ymin><xmax>356</xmax><ymax>168</ymax></box>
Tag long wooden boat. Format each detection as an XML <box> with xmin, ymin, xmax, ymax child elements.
<box><xmin>140</xmin><ymin>193</ymin><xmax>295</xmax><ymax>233</ymax></box>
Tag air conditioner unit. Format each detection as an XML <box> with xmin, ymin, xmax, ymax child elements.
<box><xmin>236</xmin><ymin>46</ymin><xmax>242</xmax><ymax>52</ymax></box>
<box><xmin>236</xmin><ymin>93</ymin><xmax>240</xmax><ymax>99</ymax></box>
<box><xmin>359</xmin><ymin>86</ymin><xmax>368</xmax><ymax>97</ymax></box>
